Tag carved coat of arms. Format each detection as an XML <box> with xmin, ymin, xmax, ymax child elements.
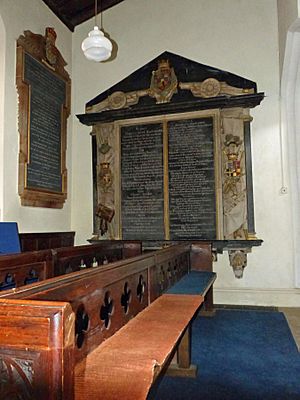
<box><xmin>98</xmin><ymin>162</ymin><xmax>113</xmax><ymax>191</ymax></box>
<box><xmin>149</xmin><ymin>59</ymin><xmax>178</xmax><ymax>104</ymax></box>
<box><xmin>45</xmin><ymin>27</ymin><xmax>59</xmax><ymax>66</ymax></box>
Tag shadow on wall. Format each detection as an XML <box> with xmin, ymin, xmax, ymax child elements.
<box><xmin>0</xmin><ymin>13</ymin><xmax>5</xmax><ymax>220</ymax></box>
<box><xmin>281</xmin><ymin>18</ymin><xmax>300</xmax><ymax>288</ymax></box>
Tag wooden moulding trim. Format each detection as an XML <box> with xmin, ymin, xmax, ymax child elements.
<box><xmin>0</xmin><ymin>299</ymin><xmax>73</xmax><ymax>348</ymax></box>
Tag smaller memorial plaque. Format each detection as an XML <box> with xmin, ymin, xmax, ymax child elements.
<box><xmin>16</xmin><ymin>28</ymin><xmax>70</xmax><ymax>208</ymax></box>
<box><xmin>121</xmin><ymin>123</ymin><xmax>165</xmax><ymax>240</ymax></box>
<box><xmin>25</xmin><ymin>53</ymin><xmax>65</xmax><ymax>192</ymax></box>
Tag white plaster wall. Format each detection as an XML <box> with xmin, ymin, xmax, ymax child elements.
<box><xmin>277</xmin><ymin>0</ymin><xmax>298</xmax><ymax>75</ymax></box>
<box><xmin>0</xmin><ymin>0</ymin><xmax>73</xmax><ymax>232</ymax></box>
<box><xmin>72</xmin><ymin>0</ymin><xmax>298</xmax><ymax>306</ymax></box>
<box><xmin>0</xmin><ymin>14</ymin><xmax>5</xmax><ymax>221</ymax></box>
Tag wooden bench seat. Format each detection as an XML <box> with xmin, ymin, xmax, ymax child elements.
<box><xmin>0</xmin><ymin>243</ymin><xmax>213</xmax><ymax>399</ymax></box>
<box><xmin>75</xmin><ymin>293</ymin><xmax>204</xmax><ymax>400</ymax></box>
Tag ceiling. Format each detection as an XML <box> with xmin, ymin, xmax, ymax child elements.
<box><xmin>41</xmin><ymin>0</ymin><xmax>125</xmax><ymax>32</ymax></box>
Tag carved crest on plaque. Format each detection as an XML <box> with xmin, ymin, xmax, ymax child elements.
<box><xmin>45</xmin><ymin>27</ymin><xmax>59</xmax><ymax>66</ymax></box>
<box><xmin>99</xmin><ymin>139</ymin><xmax>111</xmax><ymax>155</ymax></box>
<box><xmin>149</xmin><ymin>59</ymin><xmax>178</xmax><ymax>104</ymax></box>
<box><xmin>16</xmin><ymin>28</ymin><xmax>71</xmax><ymax>209</ymax></box>
<box><xmin>98</xmin><ymin>162</ymin><xmax>113</xmax><ymax>191</ymax></box>
<box><xmin>224</xmin><ymin>134</ymin><xmax>242</xmax><ymax>177</ymax></box>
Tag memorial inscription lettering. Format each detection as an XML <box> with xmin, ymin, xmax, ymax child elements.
<box><xmin>168</xmin><ymin>118</ymin><xmax>216</xmax><ymax>239</ymax></box>
<box><xmin>121</xmin><ymin>124</ymin><xmax>165</xmax><ymax>240</ymax></box>
<box><xmin>25</xmin><ymin>53</ymin><xmax>65</xmax><ymax>192</ymax></box>
<box><xmin>120</xmin><ymin>117</ymin><xmax>217</xmax><ymax>240</ymax></box>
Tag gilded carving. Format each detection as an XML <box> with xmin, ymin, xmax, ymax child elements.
<box><xmin>86</xmin><ymin>56</ymin><xmax>256</xmax><ymax>114</ymax></box>
<box><xmin>149</xmin><ymin>59</ymin><xmax>178</xmax><ymax>103</ymax></box>
<box><xmin>17</xmin><ymin>28</ymin><xmax>68</xmax><ymax>80</ymax></box>
<box><xmin>98</xmin><ymin>162</ymin><xmax>113</xmax><ymax>192</ymax></box>
<box><xmin>95</xmin><ymin>124</ymin><xmax>116</xmax><ymax>238</ymax></box>
<box><xmin>221</xmin><ymin>110</ymin><xmax>248</xmax><ymax>239</ymax></box>
<box><xmin>17</xmin><ymin>28</ymin><xmax>70</xmax><ymax>209</ymax></box>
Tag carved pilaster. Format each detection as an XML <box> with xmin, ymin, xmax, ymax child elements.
<box><xmin>94</xmin><ymin>123</ymin><xmax>117</xmax><ymax>239</ymax></box>
<box><xmin>221</xmin><ymin>108</ymin><xmax>251</xmax><ymax>240</ymax></box>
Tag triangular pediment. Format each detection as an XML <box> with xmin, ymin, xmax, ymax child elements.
<box><xmin>86</xmin><ymin>51</ymin><xmax>257</xmax><ymax>108</ymax></box>
<box><xmin>78</xmin><ymin>51</ymin><xmax>263</xmax><ymax>125</ymax></box>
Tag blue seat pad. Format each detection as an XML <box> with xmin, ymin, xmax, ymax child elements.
<box><xmin>166</xmin><ymin>271</ymin><xmax>216</xmax><ymax>296</ymax></box>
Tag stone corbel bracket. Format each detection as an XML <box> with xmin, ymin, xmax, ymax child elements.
<box><xmin>211</xmin><ymin>240</ymin><xmax>262</xmax><ymax>279</ymax></box>
<box><xmin>228</xmin><ymin>249</ymin><xmax>250</xmax><ymax>279</ymax></box>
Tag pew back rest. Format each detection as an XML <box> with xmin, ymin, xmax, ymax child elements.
<box><xmin>0</xmin><ymin>244</ymin><xmax>191</xmax><ymax>364</ymax></box>
<box><xmin>19</xmin><ymin>231</ymin><xmax>75</xmax><ymax>252</ymax></box>
<box><xmin>0</xmin><ymin>250</ymin><xmax>53</xmax><ymax>291</ymax></box>
<box><xmin>53</xmin><ymin>241</ymin><xmax>142</xmax><ymax>275</ymax></box>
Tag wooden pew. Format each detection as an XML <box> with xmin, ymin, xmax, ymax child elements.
<box><xmin>19</xmin><ymin>231</ymin><xmax>75</xmax><ymax>252</ymax></box>
<box><xmin>75</xmin><ymin>293</ymin><xmax>204</xmax><ymax>400</ymax></box>
<box><xmin>52</xmin><ymin>240</ymin><xmax>142</xmax><ymax>275</ymax></box>
<box><xmin>0</xmin><ymin>243</ymin><xmax>215</xmax><ymax>399</ymax></box>
<box><xmin>0</xmin><ymin>250</ymin><xmax>53</xmax><ymax>291</ymax></box>
<box><xmin>0</xmin><ymin>241</ymin><xmax>142</xmax><ymax>292</ymax></box>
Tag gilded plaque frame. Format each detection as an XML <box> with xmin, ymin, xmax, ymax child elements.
<box><xmin>16</xmin><ymin>29</ymin><xmax>71</xmax><ymax>209</ymax></box>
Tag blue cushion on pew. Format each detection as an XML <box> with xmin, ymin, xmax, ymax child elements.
<box><xmin>0</xmin><ymin>222</ymin><xmax>21</xmax><ymax>254</ymax></box>
<box><xmin>166</xmin><ymin>271</ymin><xmax>216</xmax><ymax>296</ymax></box>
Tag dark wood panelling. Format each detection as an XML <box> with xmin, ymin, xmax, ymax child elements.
<box><xmin>41</xmin><ymin>0</ymin><xmax>125</xmax><ymax>31</ymax></box>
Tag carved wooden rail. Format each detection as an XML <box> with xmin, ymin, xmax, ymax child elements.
<box><xmin>0</xmin><ymin>250</ymin><xmax>53</xmax><ymax>291</ymax></box>
<box><xmin>52</xmin><ymin>240</ymin><xmax>142</xmax><ymax>275</ymax></box>
<box><xmin>0</xmin><ymin>241</ymin><xmax>142</xmax><ymax>292</ymax></box>
<box><xmin>0</xmin><ymin>242</ymin><xmax>216</xmax><ymax>399</ymax></box>
<box><xmin>0</xmin><ymin>243</ymin><xmax>193</xmax><ymax>399</ymax></box>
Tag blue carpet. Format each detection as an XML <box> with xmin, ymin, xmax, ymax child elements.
<box><xmin>155</xmin><ymin>310</ymin><xmax>300</xmax><ymax>400</ymax></box>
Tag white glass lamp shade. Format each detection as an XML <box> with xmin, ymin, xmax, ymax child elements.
<box><xmin>81</xmin><ymin>26</ymin><xmax>112</xmax><ymax>62</ymax></box>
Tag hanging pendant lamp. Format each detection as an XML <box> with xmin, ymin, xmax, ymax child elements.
<box><xmin>81</xmin><ymin>0</ymin><xmax>113</xmax><ymax>62</ymax></box>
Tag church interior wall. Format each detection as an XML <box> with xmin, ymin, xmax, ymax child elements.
<box><xmin>0</xmin><ymin>0</ymin><xmax>299</xmax><ymax>306</ymax></box>
<box><xmin>0</xmin><ymin>0</ymin><xmax>73</xmax><ymax>233</ymax></box>
<box><xmin>72</xmin><ymin>0</ymin><xmax>298</xmax><ymax>306</ymax></box>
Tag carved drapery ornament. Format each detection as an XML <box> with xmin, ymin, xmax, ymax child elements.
<box><xmin>95</xmin><ymin>123</ymin><xmax>116</xmax><ymax>238</ymax></box>
<box><xmin>221</xmin><ymin>108</ymin><xmax>251</xmax><ymax>240</ymax></box>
